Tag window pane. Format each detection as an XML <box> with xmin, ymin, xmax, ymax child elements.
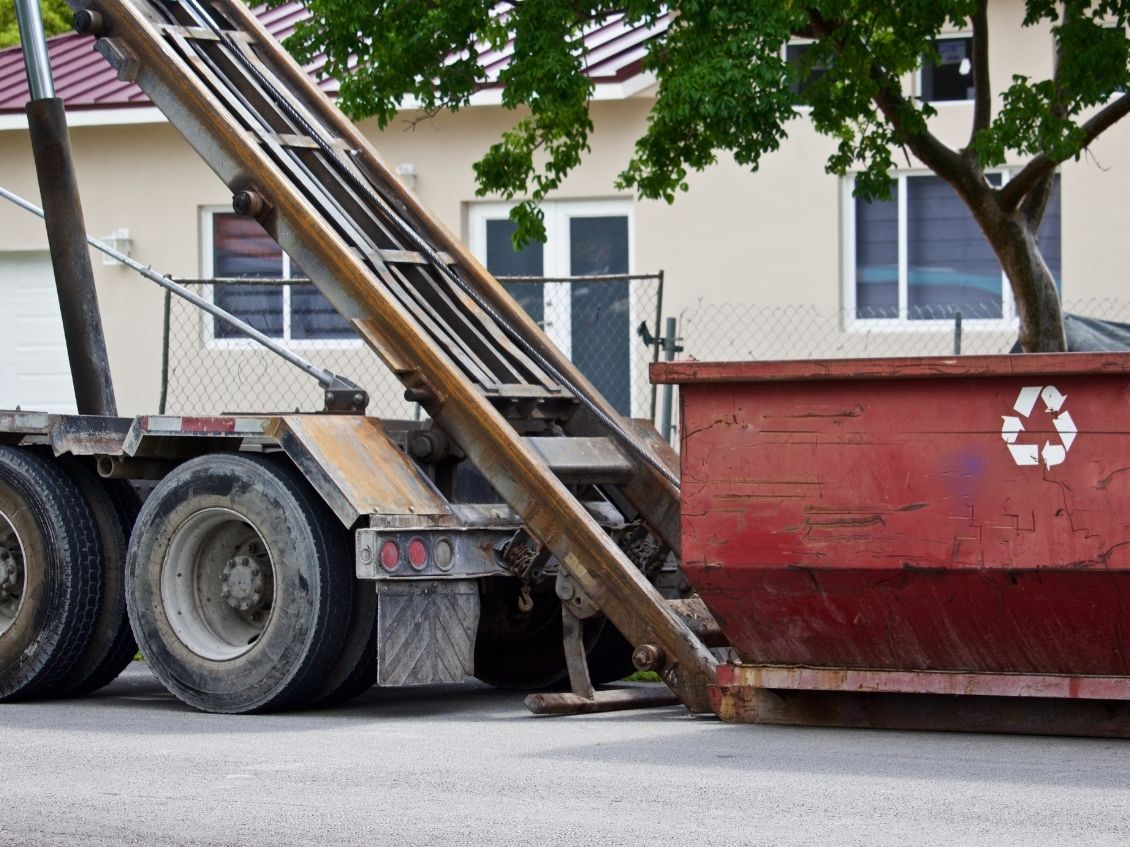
<box><xmin>569</xmin><ymin>216</ymin><xmax>631</xmax><ymax>415</ymax></box>
<box><xmin>486</xmin><ymin>218</ymin><xmax>544</xmax><ymax>326</ymax></box>
<box><xmin>212</xmin><ymin>213</ymin><xmax>283</xmax><ymax>338</ymax></box>
<box><xmin>907</xmin><ymin>175</ymin><xmax>1001</xmax><ymax>319</ymax></box>
<box><xmin>291</xmin><ymin>285</ymin><xmax>355</xmax><ymax>340</ymax></box>
<box><xmin>786</xmin><ymin>42</ymin><xmax>830</xmax><ymax>105</ymax></box>
<box><xmin>855</xmin><ymin>187</ymin><xmax>899</xmax><ymax>319</ymax></box>
<box><xmin>922</xmin><ymin>37</ymin><xmax>974</xmax><ymax>102</ymax></box>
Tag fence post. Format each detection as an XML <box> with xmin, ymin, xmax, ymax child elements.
<box><xmin>649</xmin><ymin>270</ymin><xmax>665</xmax><ymax>422</ymax></box>
<box><xmin>159</xmin><ymin>289</ymin><xmax>171</xmax><ymax>414</ymax></box>
<box><xmin>953</xmin><ymin>311</ymin><xmax>963</xmax><ymax>356</ymax></box>
<box><xmin>660</xmin><ymin>316</ymin><xmax>679</xmax><ymax>445</ymax></box>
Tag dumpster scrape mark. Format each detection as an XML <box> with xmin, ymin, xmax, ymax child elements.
<box><xmin>786</xmin><ymin>566</ymin><xmax>824</xmax><ymax>594</ymax></box>
<box><xmin>779</xmin><ymin>405</ymin><xmax>865</xmax><ymax>419</ymax></box>
<box><xmin>1110</xmin><ymin>573</ymin><xmax>1126</xmax><ymax>668</ymax></box>
<box><xmin>1097</xmin><ymin>466</ymin><xmax>1130</xmax><ymax>491</ymax></box>
<box><xmin>683</xmin><ymin>416</ymin><xmax>749</xmax><ymax>441</ymax></box>
<box><xmin>804</xmin><ymin>514</ymin><xmax>885</xmax><ymax>530</ymax></box>
<box><xmin>897</xmin><ymin>502</ymin><xmax>929</xmax><ymax>512</ymax></box>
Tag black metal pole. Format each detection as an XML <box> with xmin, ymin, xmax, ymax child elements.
<box><xmin>660</xmin><ymin>317</ymin><xmax>677</xmax><ymax>445</ymax></box>
<box><xmin>17</xmin><ymin>0</ymin><xmax>117</xmax><ymax>416</ymax></box>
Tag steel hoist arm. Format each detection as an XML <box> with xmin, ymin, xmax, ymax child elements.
<box><xmin>66</xmin><ymin>0</ymin><xmax>715</xmax><ymax>708</ymax></box>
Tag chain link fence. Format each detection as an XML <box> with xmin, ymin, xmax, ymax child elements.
<box><xmin>676</xmin><ymin>299</ymin><xmax>1130</xmax><ymax>362</ymax></box>
<box><xmin>641</xmin><ymin>297</ymin><xmax>1130</xmax><ymax>443</ymax></box>
<box><xmin>161</xmin><ymin>282</ymin><xmax>1130</xmax><ymax>437</ymax></box>
<box><xmin>160</xmin><ymin>273</ymin><xmax>664</xmax><ymax>419</ymax></box>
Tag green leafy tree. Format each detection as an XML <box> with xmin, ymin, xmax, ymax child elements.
<box><xmin>0</xmin><ymin>1</ymin><xmax>74</xmax><ymax>49</ymax></box>
<box><xmin>281</xmin><ymin>1</ymin><xmax>1130</xmax><ymax>352</ymax></box>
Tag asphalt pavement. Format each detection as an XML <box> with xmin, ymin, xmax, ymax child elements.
<box><xmin>2</xmin><ymin>662</ymin><xmax>1129</xmax><ymax>846</ymax></box>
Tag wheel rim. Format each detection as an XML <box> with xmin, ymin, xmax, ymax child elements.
<box><xmin>0</xmin><ymin>512</ymin><xmax>25</xmax><ymax>637</ymax></box>
<box><xmin>161</xmin><ymin>508</ymin><xmax>276</xmax><ymax>661</ymax></box>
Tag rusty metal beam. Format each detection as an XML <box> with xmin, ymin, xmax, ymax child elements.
<box><xmin>711</xmin><ymin>683</ymin><xmax>1130</xmax><ymax>738</ymax></box>
<box><xmin>525</xmin><ymin>687</ymin><xmax>680</xmax><ymax>716</ymax></box>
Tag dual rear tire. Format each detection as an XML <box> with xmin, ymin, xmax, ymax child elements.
<box><xmin>126</xmin><ymin>453</ymin><xmax>375</xmax><ymax>713</ymax></box>
<box><xmin>0</xmin><ymin>447</ymin><xmax>126</xmax><ymax>701</ymax></box>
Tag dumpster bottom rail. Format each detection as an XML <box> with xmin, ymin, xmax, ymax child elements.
<box><xmin>711</xmin><ymin>664</ymin><xmax>1130</xmax><ymax>737</ymax></box>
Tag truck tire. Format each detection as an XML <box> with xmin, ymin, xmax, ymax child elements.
<box><xmin>309</xmin><ymin>579</ymin><xmax>379</xmax><ymax>708</ymax></box>
<box><xmin>48</xmin><ymin>462</ymin><xmax>139</xmax><ymax>698</ymax></box>
<box><xmin>126</xmin><ymin>453</ymin><xmax>350</xmax><ymax>713</ymax></box>
<box><xmin>0</xmin><ymin>446</ymin><xmax>102</xmax><ymax>701</ymax></box>
<box><xmin>473</xmin><ymin>580</ymin><xmax>634</xmax><ymax>690</ymax></box>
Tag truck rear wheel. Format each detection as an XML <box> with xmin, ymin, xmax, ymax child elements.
<box><xmin>473</xmin><ymin>580</ymin><xmax>634</xmax><ymax>690</ymax></box>
<box><xmin>308</xmin><ymin>580</ymin><xmax>379</xmax><ymax>708</ymax></box>
<box><xmin>48</xmin><ymin>462</ymin><xmax>139</xmax><ymax>698</ymax></box>
<box><xmin>0</xmin><ymin>447</ymin><xmax>102</xmax><ymax>701</ymax></box>
<box><xmin>126</xmin><ymin>453</ymin><xmax>349</xmax><ymax>713</ymax></box>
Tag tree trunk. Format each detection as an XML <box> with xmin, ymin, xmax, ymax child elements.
<box><xmin>973</xmin><ymin>204</ymin><xmax>1066</xmax><ymax>353</ymax></box>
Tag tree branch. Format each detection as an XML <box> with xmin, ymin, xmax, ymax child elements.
<box><xmin>1000</xmin><ymin>92</ymin><xmax>1130</xmax><ymax>211</ymax></box>
<box><xmin>967</xmin><ymin>0</ymin><xmax>991</xmax><ymax>149</ymax></box>
<box><xmin>1020</xmin><ymin>169</ymin><xmax>1054</xmax><ymax>228</ymax></box>
<box><xmin>806</xmin><ymin>9</ymin><xmax>972</xmax><ymax>192</ymax></box>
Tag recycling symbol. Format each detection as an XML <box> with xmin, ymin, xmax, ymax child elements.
<box><xmin>1001</xmin><ymin>385</ymin><xmax>1077</xmax><ymax>469</ymax></box>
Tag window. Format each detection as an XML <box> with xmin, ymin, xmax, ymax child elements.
<box><xmin>204</xmin><ymin>210</ymin><xmax>354</xmax><ymax>343</ymax></box>
<box><xmin>786</xmin><ymin>41</ymin><xmax>831</xmax><ymax>106</ymax></box>
<box><xmin>846</xmin><ymin>172</ymin><xmax>1062</xmax><ymax>324</ymax></box>
<box><xmin>1104</xmin><ymin>24</ymin><xmax>1128</xmax><ymax>96</ymax></box>
<box><xmin>468</xmin><ymin>201</ymin><xmax>636</xmax><ymax>415</ymax></box>
<box><xmin>921</xmin><ymin>36</ymin><xmax>974</xmax><ymax>102</ymax></box>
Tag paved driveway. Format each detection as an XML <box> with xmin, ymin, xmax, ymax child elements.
<box><xmin>3</xmin><ymin>663</ymin><xmax>1129</xmax><ymax>846</ymax></box>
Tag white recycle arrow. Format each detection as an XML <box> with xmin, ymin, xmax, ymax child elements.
<box><xmin>1053</xmin><ymin>410</ymin><xmax>1077</xmax><ymax>450</ymax></box>
<box><xmin>1001</xmin><ymin>415</ymin><xmax>1024</xmax><ymax>444</ymax></box>
<box><xmin>1014</xmin><ymin>386</ymin><xmax>1042</xmax><ymax>417</ymax></box>
<box><xmin>1041</xmin><ymin>385</ymin><xmax>1067</xmax><ymax>413</ymax></box>
<box><xmin>1042</xmin><ymin>442</ymin><xmax>1067</xmax><ymax>469</ymax></box>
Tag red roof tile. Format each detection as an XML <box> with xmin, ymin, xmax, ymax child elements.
<box><xmin>0</xmin><ymin>3</ymin><xmax>666</xmax><ymax>116</ymax></box>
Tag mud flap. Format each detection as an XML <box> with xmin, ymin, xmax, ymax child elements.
<box><xmin>376</xmin><ymin>580</ymin><xmax>479</xmax><ymax>686</ymax></box>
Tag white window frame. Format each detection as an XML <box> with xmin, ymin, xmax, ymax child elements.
<box><xmin>918</xmin><ymin>32</ymin><xmax>975</xmax><ymax>105</ymax></box>
<box><xmin>467</xmin><ymin>199</ymin><xmax>644</xmax><ymax>413</ymax></box>
<box><xmin>783</xmin><ymin>38</ymin><xmax>820</xmax><ymax>113</ymax></box>
<box><xmin>200</xmin><ymin>206</ymin><xmax>362</xmax><ymax>350</ymax></box>
<box><xmin>1104</xmin><ymin>23</ymin><xmax>1129</xmax><ymax>98</ymax></box>
<box><xmin>842</xmin><ymin>170</ymin><xmax>1020</xmax><ymax>333</ymax></box>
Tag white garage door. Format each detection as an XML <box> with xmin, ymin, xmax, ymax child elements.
<box><xmin>0</xmin><ymin>252</ymin><xmax>76</xmax><ymax>413</ymax></box>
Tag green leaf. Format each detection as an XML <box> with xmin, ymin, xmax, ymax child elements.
<box><xmin>0</xmin><ymin>0</ymin><xmax>73</xmax><ymax>49</ymax></box>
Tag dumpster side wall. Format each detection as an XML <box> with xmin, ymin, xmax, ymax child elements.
<box><xmin>677</xmin><ymin>362</ymin><xmax>1130</xmax><ymax>676</ymax></box>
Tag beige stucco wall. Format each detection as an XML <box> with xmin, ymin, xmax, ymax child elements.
<box><xmin>1</xmin><ymin>0</ymin><xmax>1128</xmax><ymax>415</ymax></box>
<box><xmin>0</xmin><ymin>121</ymin><xmax>224</xmax><ymax>414</ymax></box>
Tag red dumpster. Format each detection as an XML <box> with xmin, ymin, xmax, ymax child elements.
<box><xmin>653</xmin><ymin>353</ymin><xmax>1130</xmax><ymax>735</ymax></box>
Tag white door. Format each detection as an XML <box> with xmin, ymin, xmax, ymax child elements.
<box><xmin>468</xmin><ymin>201</ymin><xmax>637</xmax><ymax>416</ymax></box>
<box><xmin>0</xmin><ymin>252</ymin><xmax>76</xmax><ymax>413</ymax></box>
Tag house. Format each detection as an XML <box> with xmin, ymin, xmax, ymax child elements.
<box><xmin>0</xmin><ymin>2</ymin><xmax>1127</xmax><ymax>419</ymax></box>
